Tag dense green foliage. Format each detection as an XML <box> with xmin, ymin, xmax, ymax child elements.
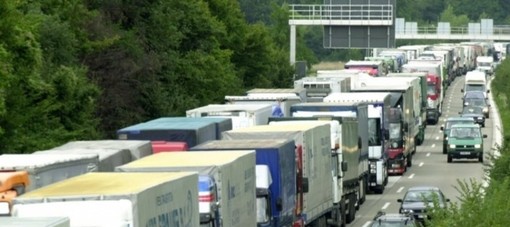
<box><xmin>0</xmin><ymin>0</ymin><xmax>294</xmax><ymax>152</ymax></box>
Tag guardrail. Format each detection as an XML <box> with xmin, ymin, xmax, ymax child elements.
<box><xmin>398</xmin><ymin>26</ymin><xmax>510</xmax><ymax>35</ymax></box>
<box><xmin>289</xmin><ymin>4</ymin><xmax>393</xmax><ymax>22</ymax></box>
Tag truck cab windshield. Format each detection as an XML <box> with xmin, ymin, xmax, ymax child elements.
<box><xmin>427</xmin><ymin>84</ymin><xmax>437</xmax><ymax>95</ymax></box>
<box><xmin>256</xmin><ymin>196</ymin><xmax>270</xmax><ymax>224</ymax></box>
<box><xmin>389</xmin><ymin>123</ymin><xmax>402</xmax><ymax>140</ymax></box>
<box><xmin>368</xmin><ymin>119</ymin><xmax>382</xmax><ymax>146</ymax></box>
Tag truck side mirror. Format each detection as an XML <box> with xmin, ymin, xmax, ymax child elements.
<box><xmin>302</xmin><ymin>178</ymin><xmax>309</xmax><ymax>193</ymax></box>
<box><xmin>341</xmin><ymin>161</ymin><xmax>348</xmax><ymax>172</ymax></box>
<box><xmin>483</xmin><ymin>134</ymin><xmax>488</xmax><ymax>138</ymax></box>
<box><xmin>397</xmin><ymin>199</ymin><xmax>403</xmax><ymax>203</ymax></box>
<box><xmin>276</xmin><ymin>198</ymin><xmax>283</xmax><ymax>211</ymax></box>
<box><xmin>487</xmin><ymin>90</ymin><xmax>490</xmax><ymax>93</ymax></box>
<box><xmin>461</xmin><ymin>89</ymin><xmax>464</xmax><ymax>92</ymax></box>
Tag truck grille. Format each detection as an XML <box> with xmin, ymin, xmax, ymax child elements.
<box><xmin>456</xmin><ymin>145</ymin><xmax>474</xmax><ymax>149</ymax></box>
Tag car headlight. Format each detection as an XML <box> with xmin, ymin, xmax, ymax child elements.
<box><xmin>483</xmin><ymin>107</ymin><xmax>489</xmax><ymax>113</ymax></box>
<box><xmin>370</xmin><ymin>163</ymin><xmax>376</xmax><ymax>169</ymax></box>
<box><xmin>475</xmin><ymin>144</ymin><xmax>481</xmax><ymax>149</ymax></box>
<box><xmin>477</xmin><ymin>116</ymin><xmax>483</xmax><ymax>120</ymax></box>
<box><xmin>0</xmin><ymin>202</ymin><xmax>10</xmax><ymax>215</ymax></box>
<box><xmin>449</xmin><ymin>144</ymin><xmax>455</xmax><ymax>148</ymax></box>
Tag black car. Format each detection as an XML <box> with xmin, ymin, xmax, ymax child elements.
<box><xmin>371</xmin><ymin>211</ymin><xmax>419</xmax><ymax>227</ymax></box>
<box><xmin>459</xmin><ymin>106</ymin><xmax>485</xmax><ymax>127</ymax></box>
<box><xmin>397</xmin><ymin>186</ymin><xmax>449</xmax><ymax>222</ymax></box>
<box><xmin>463</xmin><ymin>91</ymin><xmax>490</xmax><ymax>118</ymax></box>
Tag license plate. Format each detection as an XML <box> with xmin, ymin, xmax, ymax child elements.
<box><xmin>460</xmin><ymin>152</ymin><xmax>471</xmax><ymax>155</ymax></box>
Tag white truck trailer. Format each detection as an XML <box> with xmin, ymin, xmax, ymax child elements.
<box><xmin>34</xmin><ymin>148</ymin><xmax>131</xmax><ymax>172</ymax></box>
<box><xmin>222</xmin><ymin>123</ymin><xmax>338</xmax><ymax>226</ymax></box>
<box><xmin>0</xmin><ymin>217</ymin><xmax>70</xmax><ymax>227</ymax></box>
<box><xmin>50</xmin><ymin>140</ymin><xmax>153</xmax><ymax>160</ymax></box>
<box><xmin>186</xmin><ymin>103</ymin><xmax>272</xmax><ymax>129</ymax></box>
<box><xmin>12</xmin><ymin>172</ymin><xmax>199</xmax><ymax>227</ymax></box>
<box><xmin>293</xmin><ymin>76</ymin><xmax>351</xmax><ymax>102</ymax></box>
<box><xmin>116</xmin><ymin>151</ymin><xmax>257</xmax><ymax>227</ymax></box>
<box><xmin>224</xmin><ymin>95</ymin><xmax>302</xmax><ymax>118</ymax></box>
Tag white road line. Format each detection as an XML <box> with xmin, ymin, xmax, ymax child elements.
<box><xmin>419</xmin><ymin>162</ymin><xmax>424</xmax><ymax>167</ymax></box>
<box><xmin>382</xmin><ymin>202</ymin><xmax>390</xmax><ymax>210</ymax></box>
<box><xmin>362</xmin><ymin>221</ymin><xmax>372</xmax><ymax>227</ymax></box>
<box><xmin>431</xmin><ymin>144</ymin><xmax>436</xmax><ymax>148</ymax></box>
<box><xmin>426</xmin><ymin>152</ymin><xmax>431</xmax><ymax>157</ymax></box>
<box><xmin>408</xmin><ymin>173</ymin><xmax>415</xmax><ymax>179</ymax></box>
<box><xmin>397</xmin><ymin>186</ymin><xmax>405</xmax><ymax>193</ymax></box>
<box><xmin>435</xmin><ymin>136</ymin><xmax>439</xmax><ymax>140</ymax></box>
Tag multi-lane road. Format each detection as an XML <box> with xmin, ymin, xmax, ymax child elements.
<box><xmin>348</xmin><ymin>74</ymin><xmax>497</xmax><ymax>227</ymax></box>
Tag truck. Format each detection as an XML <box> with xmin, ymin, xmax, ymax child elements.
<box><xmin>34</xmin><ymin>148</ymin><xmax>131</xmax><ymax>172</ymax></box>
<box><xmin>0</xmin><ymin>154</ymin><xmax>99</xmax><ymax>216</ymax></box>
<box><xmin>461</xmin><ymin>70</ymin><xmax>489</xmax><ymax>98</ymax></box>
<box><xmin>364</xmin><ymin>56</ymin><xmax>397</xmax><ymax>73</ymax></box>
<box><xmin>0</xmin><ymin>217</ymin><xmax>70</xmax><ymax>227</ymax></box>
<box><xmin>476</xmin><ymin>56</ymin><xmax>495</xmax><ymax>76</ymax></box>
<box><xmin>376</xmin><ymin>49</ymin><xmax>408</xmax><ymax>72</ymax></box>
<box><xmin>344</xmin><ymin>60</ymin><xmax>387</xmax><ymax>77</ymax></box>
<box><xmin>186</xmin><ymin>104</ymin><xmax>272</xmax><ymax>129</ymax></box>
<box><xmin>322</xmin><ymin>92</ymin><xmax>392</xmax><ymax>194</ymax></box>
<box><xmin>116</xmin><ymin>151</ymin><xmax>257</xmax><ymax>227</ymax></box>
<box><xmin>12</xmin><ymin>172</ymin><xmax>199</xmax><ymax>227</ymax></box>
<box><xmin>148</xmin><ymin>117</ymin><xmax>233</xmax><ymax>140</ymax></box>
<box><xmin>420</xmin><ymin>50</ymin><xmax>453</xmax><ymax>86</ymax></box>
<box><xmin>151</xmin><ymin>141</ymin><xmax>189</xmax><ymax>153</ymax></box>
<box><xmin>48</xmin><ymin>140</ymin><xmax>153</xmax><ymax>160</ymax></box>
<box><xmin>397</xmin><ymin>45</ymin><xmax>430</xmax><ymax>61</ymax></box>
<box><xmin>117</xmin><ymin>120</ymin><xmax>217</xmax><ymax>148</ymax></box>
<box><xmin>190</xmin><ymin>139</ymin><xmax>299</xmax><ymax>227</ymax></box>
<box><xmin>293</xmin><ymin>76</ymin><xmax>351</xmax><ymax>102</ymax></box>
<box><xmin>387</xmin><ymin>72</ymin><xmax>428</xmax><ymax>144</ymax></box>
<box><xmin>224</xmin><ymin>95</ymin><xmax>302</xmax><ymax>118</ymax></box>
<box><xmin>246</xmin><ymin>88</ymin><xmax>307</xmax><ymax>102</ymax></box>
<box><xmin>401</xmin><ymin>61</ymin><xmax>444</xmax><ymax>124</ymax></box>
<box><xmin>221</xmin><ymin>123</ymin><xmax>343</xmax><ymax>225</ymax></box>
<box><xmin>350</xmin><ymin>76</ymin><xmax>417</xmax><ymax>175</ymax></box>
<box><xmin>267</xmin><ymin>117</ymin><xmax>362</xmax><ymax>226</ymax></box>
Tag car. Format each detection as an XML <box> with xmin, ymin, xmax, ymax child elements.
<box><xmin>397</xmin><ymin>186</ymin><xmax>450</xmax><ymax>222</ymax></box>
<box><xmin>463</xmin><ymin>91</ymin><xmax>490</xmax><ymax>118</ymax></box>
<box><xmin>459</xmin><ymin>106</ymin><xmax>485</xmax><ymax>127</ymax></box>
<box><xmin>440</xmin><ymin>117</ymin><xmax>476</xmax><ymax>154</ymax></box>
<box><xmin>371</xmin><ymin>211</ymin><xmax>419</xmax><ymax>226</ymax></box>
<box><xmin>446</xmin><ymin>124</ymin><xmax>487</xmax><ymax>163</ymax></box>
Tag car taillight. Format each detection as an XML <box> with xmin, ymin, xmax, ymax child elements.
<box><xmin>293</xmin><ymin>218</ymin><xmax>304</xmax><ymax>227</ymax></box>
<box><xmin>199</xmin><ymin>193</ymin><xmax>215</xmax><ymax>202</ymax></box>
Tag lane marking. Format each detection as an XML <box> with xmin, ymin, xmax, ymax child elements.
<box><xmin>419</xmin><ymin>162</ymin><xmax>424</xmax><ymax>167</ymax></box>
<box><xmin>408</xmin><ymin>173</ymin><xmax>415</xmax><ymax>179</ymax></box>
<box><xmin>426</xmin><ymin>152</ymin><xmax>431</xmax><ymax>157</ymax></box>
<box><xmin>435</xmin><ymin>136</ymin><xmax>440</xmax><ymax>140</ymax></box>
<box><xmin>362</xmin><ymin>221</ymin><xmax>372</xmax><ymax>227</ymax></box>
<box><xmin>397</xmin><ymin>186</ymin><xmax>405</xmax><ymax>193</ymax></box>
<box><xmin>431</xmin><ymin>144</ymin><xmax>436</xmax><ymax>148</ymax></box>
<box><xmin>382</xmin><ymin>202</ymin><xmax>390</xmax><ymax>210</ymax></box>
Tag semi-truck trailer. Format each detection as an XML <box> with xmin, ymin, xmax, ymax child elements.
<box><xmin>116</xmin><ymin>151</ymin><xmax>257</xmax><ymax>227</ymax></box>
<box><xmin>221</xmin><ymin>123</ymin><xmax>342</xmax><ymax>226</ymax></box>
<box><xmin>12</xmin><ymin>172</ymin><xmax>199</xmax><ymax>227</ymax></box>
<box><xmin>0</xmin><ymin>217</ymin><xmax>70</xmax><ymax>227</ymax></box>
<box><xmin>186</xmin><ymin>104</ymin><xmax>272</xmax><ymax>129</ymax></box>
<box><xmin>0</xmin><ymin>154</ymin><xmax>99</xmax><ymax>216</ymax></box>
<box><xmin>323</xmin><ymin>92</ymin><xmax>392</xmax><ymax>194</ymax></box>
<box><xmin>190</xmin><ymin>139</ymin><xmax>300</xmax><ymax>227</ymax></box>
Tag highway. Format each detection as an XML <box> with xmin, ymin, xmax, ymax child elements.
<box><xmin>348</xmin><ymin>74</ymin><xmax>495</xmax><ymax>227</ymax></box>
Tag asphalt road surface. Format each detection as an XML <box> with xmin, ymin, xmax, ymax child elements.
<box><xmin>349</xmin><ymin>74</ymin><xmax>495</xmax><ymax>227</ymax></box>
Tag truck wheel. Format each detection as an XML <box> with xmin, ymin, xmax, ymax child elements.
<box><xmin>479</xmin><ymin>154</ymin><xmax>484</xmax><ymax>163</ymax></box>
<box><xmin>361</xmin><ymin>176</ymin><xmax>367</xmax><ymax>204</ymax></box>
<box><xmin>407</xmin><ymin>154</ymin><xmax>413</xmax><ymax>167</ymax></box>
<box><xmin>346</xmin><ymin>194</ymin><xmax>357</xmax><ymax>224</ymax></box>
<box><xmin>442</xmin><ymin>146</ymin><xmax>447</xmax><ymax>154</ymax></box>
<box><xmin>447</xmin><ymin>155</ymin><xmax>453</xmax><ymax>163</ymax></box>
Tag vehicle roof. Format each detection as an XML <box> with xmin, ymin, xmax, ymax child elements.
<box><xmin>374</xmin><ymin>213</ymin><xmax>413</xmax><ymax>221</ymax></box>
<box><xmin>451</xmin><ymin>124</ymin><xmax>480</xmax><ymax>129</ymax></box>
<box><xmin>446</xmin><ymin>117</ymin><xmax>475</xmax><ymax>122</ymax></box>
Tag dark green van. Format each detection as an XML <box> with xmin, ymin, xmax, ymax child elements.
<box><xmin>440</xmin><ymin>117</ymin><xmax>476</xmax><ymax>154</ymax></box>
<box><xmin>446</xmin><ymin>124</ymin><xmax>487</xmax><ymax>163</ymax></box>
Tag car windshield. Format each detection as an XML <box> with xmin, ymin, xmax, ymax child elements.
<box><xmin>461</xmin><ymin>107</ymin><xmax>483</xmax><ymax>115</ymax></box>
<box><xmin>464</xmin><ymin>92</ymin><xmax>485</xmax><ymax>99</ymax></box>
<box><xmin>449</xmin><ymin>127</ymin><xmax>480</xmax><ymax>138</ymax></box>
<box><xmin>404</xmin><ymin>190</ymin><xmax>442</xmax><ymax>203</ymax></box>
<box><xmin>464</xmin><ymin>98</ymin><xmax>486</xmax><ymax>107</ymax></box>
<box><xmin>478</xmin><ymin>62</ymin><xmax>492</xmax><ymax>67</ymax></box>
<box><xmin>446</xmin><ymin>120</ymin><xmax>474</xmax><ymax>129</ymax></box>
<box><xmin>465</xmin><ymin>84</ymin><xmax>485</xmax><ymax>92</ymax></box>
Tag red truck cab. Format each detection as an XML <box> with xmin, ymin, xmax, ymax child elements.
<box><xmin>151</xmin><ymin>141</ymin><xmax>189</xmax><ymax>153</ymax></box>
<box><xmin>426</xmin><ymin>74</ymin><xmax>442</xmax><ymax>124</ymax></box>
